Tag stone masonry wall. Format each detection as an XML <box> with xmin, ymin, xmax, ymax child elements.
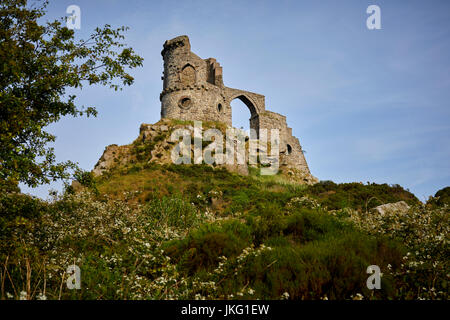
<box><xmin>159</xmin><ymin>35</ymin><xmax>314</xmax><ymax>179</ymax></box>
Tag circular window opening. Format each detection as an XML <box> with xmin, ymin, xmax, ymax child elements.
<box><xmin>217</xmin><ymin>103</ymin><xmax>223</xmax><ymax>113</ymax></box>
<box><xmin>178</xmin><ymin>97</ymin><xmax>192</xmax><ymax>110</ymax></box>
<box><xmin>287</xmin><ymin>144</ymin><xmax>292</xmax><ymax>155</ymax></box>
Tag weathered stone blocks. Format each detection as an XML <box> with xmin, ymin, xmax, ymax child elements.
<box><xmin>160</xmin><ymin>35</ymin><xmax>315</xmax><ymax>179</ymax></box>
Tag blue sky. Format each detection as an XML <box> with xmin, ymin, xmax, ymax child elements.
<box><xmin>21</xmin><ymin>0</ymin><xmax>450</xmax><ymax>201</ymax></box>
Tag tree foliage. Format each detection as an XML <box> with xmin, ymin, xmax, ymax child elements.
<box><xmin>0</xmin><ymin>0</ymin><xmax>143</xmax><ymax>188</ymax></box>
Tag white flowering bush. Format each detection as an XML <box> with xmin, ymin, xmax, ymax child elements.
<box><xmin>347</xmin><ymin>203</ymin><xmax>449</xmax><ymax>299</ymax></box>
<box><xmin>1</xmin><ymin>164</ymin><xmax>447</xmax><ymax>300</ymax></box>
<box><xmin>0</xmin><ymin>191</ymin><xmax>208</xmax><ymax>300</ymax></box>
<box><xmin>286</xmin><ymin>196</ymin><xmax>321</xmax><ymax>210</ymax></box>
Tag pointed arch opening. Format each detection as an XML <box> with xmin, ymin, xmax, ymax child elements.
<box><xmin>180</xmin><ymin>64</ymin><xmax>196</xmax><ymax>85</ymax></box>
<box><xmin>230</xmin><ymin>94</ymin><xmax>259</xmax><ymax>138</ymax></box>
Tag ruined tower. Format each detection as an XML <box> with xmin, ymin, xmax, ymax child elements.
<box><xmin>159</xmin><ymin>35</ymin><xmax>314</xmax><ymax>180</ymax></box>
<box><xmin>92</xmin><ymin>36</ymin><xmax>316</xmax><ymax>183</ymax></box>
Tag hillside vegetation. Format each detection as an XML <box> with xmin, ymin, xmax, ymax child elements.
<box><xmin>1</xmin><ymin>161</ymin><xmax>448</xmax><ymax>300</ymax></box>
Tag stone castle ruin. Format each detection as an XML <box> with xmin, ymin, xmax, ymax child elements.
<box><xmin>93</xmin><ymin>35</ymin><xmax>316</xmax><ymax>183</ymax></box>
<box><xmin>160</xmin><ymin>36</ymin><xmax>313</xmax><ymax>177</ymax></box>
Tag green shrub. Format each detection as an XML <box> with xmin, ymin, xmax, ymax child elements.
<box><xmin>73</xmin><ymin>169</ymin><xmax>96</xmax><ymax>189</ymax></box>
<box><xmin>0</xmin><ymin>193</ymin><xmax>47</xmax><ymax>256</ymax></box>
<box><xmin>205</xmin><ymin>231</ymin><xmax>403</xmax><ymax>300</ymax></box>
<box><xmin>427</xmin><ymin>186</ymin><xmax>450</xmax><ymax>207</ymax></box>
<box><xmin>165</xmin><ymin>220</ymin><xmax>252</xmax><ymax>274</ymax></box>
<box><xmin>142</xmin><ymin>196</ymin><xmax>199</xmax><ymax>229</ymax></box>
<box><xmin>303</xmin><ymin>181</ymin><xmax>420</xmax><ymax>211</ymax></box>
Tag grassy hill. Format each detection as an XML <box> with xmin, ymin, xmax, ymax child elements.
<box><xmin>0</xmin><ymin>122</ymin><xmax>448</xmax><ymax>300</ymax></box>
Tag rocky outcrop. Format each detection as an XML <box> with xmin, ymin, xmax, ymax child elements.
<box><xmin>93</xmin><ymin>144</ymin><xmax>133</xmax><ymax>176</ymax></box>
<box><xmin>372</xmin><ymin>201</ymin><xmax>411</xmax><ymax>215</ymax></box>
<box><xmin>91</xmin><ymin>119</ymin><xmax>316</xmax><ymax>184</ymax></box>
